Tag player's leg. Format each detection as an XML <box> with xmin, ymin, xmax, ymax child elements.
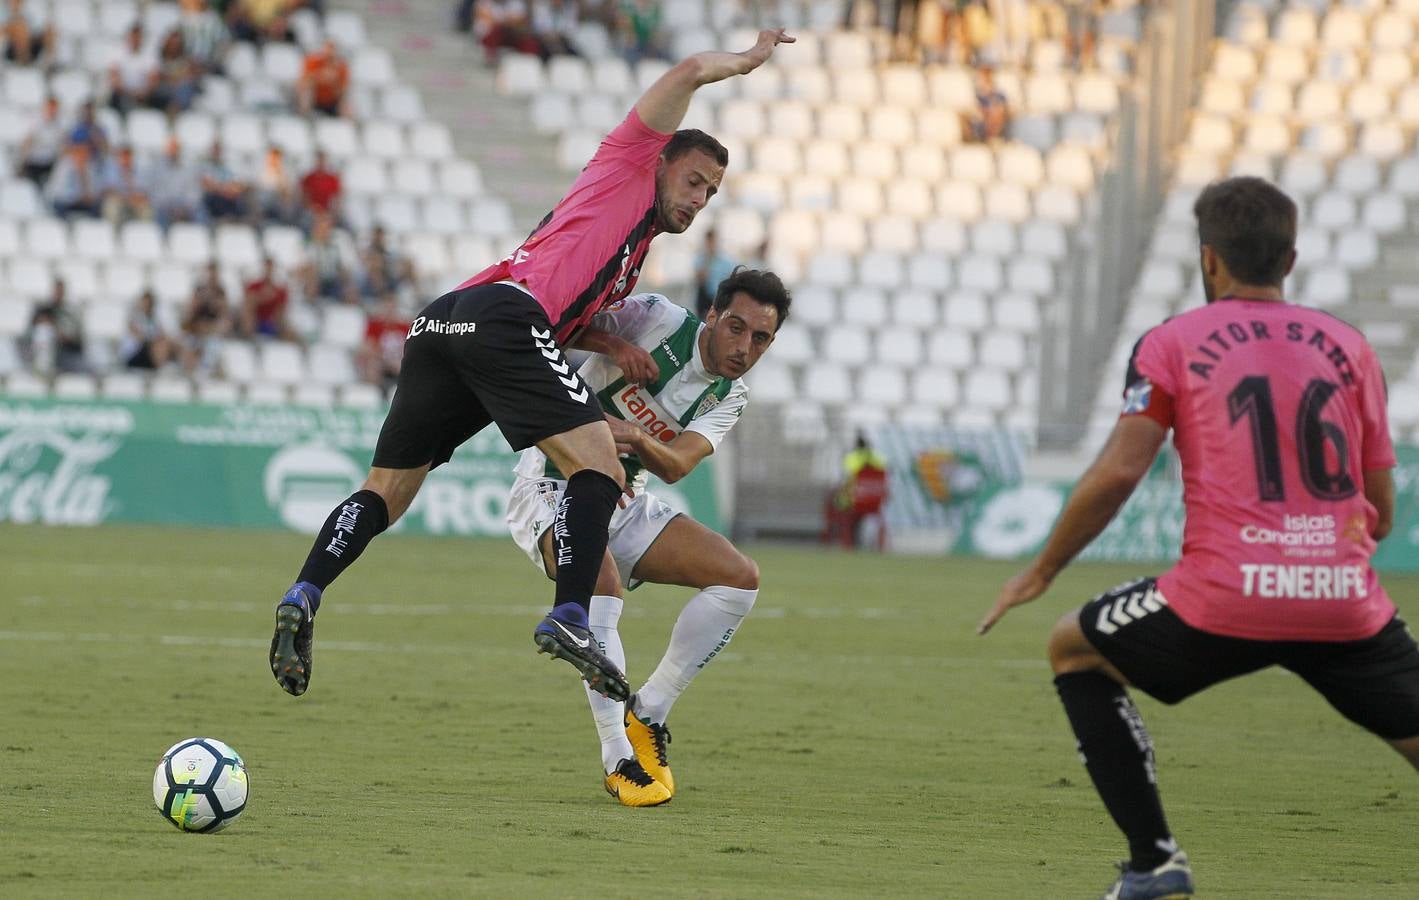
<box><xmin>271</xmin><ymin>291</ymin><xmax>487</xmax><ymax>697</ymax></box>
<box><xmin>533</xmin><ymin>525</ymin><xmax>670</xmax><ymax>806</ymax></box>
<box><xmin>438</xmin><ymin>284</ymin><xmax>629</xmax><ymax>699</ymax></box>
<box><xmin>1282</xmin><ymin>615</ymin><xmax>1419</xmax><ymax>776</ymax></box>
<box><xmin>618</xmin><ymin>514</ymin><xmax>760</xmax><ymax>795</ymax></box>
<box><xmin>1049</xmin><ymin>608</ymin><xmax>1184</xmax><ymax>884</ymax></box>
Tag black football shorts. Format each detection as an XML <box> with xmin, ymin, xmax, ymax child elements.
<box><xmin>372</xmin><ymin>283</ymin><xmax>604</xmax><ymax>469</ymax></box>
<box><xmin>1079</xmin><ymin>577</ymin><xmax>1419</xmax><ymax>740</ymax></box>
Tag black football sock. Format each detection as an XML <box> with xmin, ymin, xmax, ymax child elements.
<box><xmin>1055</xmin><ymin>671</ymin><xmax>1176</xmax><ymax>872</ymax></box>
<box><xmin>550</xmin><ymin>469</ymin><xmax>622</xmax><ymax>612</ymax></box>
<box><xmin>295</xmin><ymin>489</ymin><xmax>390</xmax><ymax>597</ymax></box>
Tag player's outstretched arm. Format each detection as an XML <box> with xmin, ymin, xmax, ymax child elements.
<box><xmin>606</xmin><ymin>417</ymin><xmax>712</xmax><ymax>485</ymax></box>
<box><xmin>635</xmin><ymin>28</ymin><xmax>794</xmax><ymax>135</ymax></box>
<box><xmin>977</xmin><ymin>416</ymin><xmax>1166</xmax><ymax>635</ymax></box>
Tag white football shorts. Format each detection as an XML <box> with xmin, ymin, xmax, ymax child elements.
<box><xmin>506</xmin><ymin>476</ymin><xmax>680</xmax><ymax>590</ymax></box>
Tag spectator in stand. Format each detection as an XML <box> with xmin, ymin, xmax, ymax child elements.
<box><xmin>475</xmin><ymin>0</ymin><xmax>541</xmax><ymax>65</ymax></box>
<box><xmin>359</xmin><ymin>225</ymin><xmax>415</xmax><ymax>300</ymax></box>
<box><xmin>241</xmin><ymin>257</ymin><xmax>301</xmax><ymax>342</ymax></box>
<box><xmin>16</xmin><ymin>97</ymin><xmax>64</xmax><ymax>185</ymax></box>
<box><xmin>1061</xmin><ymin>0</ymin><xmax>1099</xmax><ymax>69</ymax></box>
<box><xmin>297</xmin><ymin>39</ymin><xmax>350</xmax><ymax>118</ymax></box>
<box><xmin>960</xmin><ymin>0</ymin><xmax>997</xmax><ymax>64</ymax></box>
<box><xmin>109</xmin><ymin>24</ymin><xmax>160</xmax><ymax>114</ymax></box>
<box><xmin>99</xmin><ymin>145</ymin><xmax>154</xmax><ymax>225</ymax></box>
<box><xmin>179</xmin><ymin>0</ymin><xmax>230</xmax><ymax>74</ymax></box>
<box><xmin>2</xmin><ymin>0</ymin><xmax>54</xmax><ymax>65</ymax></box>
<box><xmin>182</xmin><ymin>262</ymin><xmax>233</xmax><ymax>372</ymax></box>
<box><xmin>356</xmin><ymin>293</ymin><xmax>410</xmax><ymax>390</ymax></box>
<box><xmin>692</xmin><ymin>228</ymin><xmax>736</xmax><ymax>320</ymax></box>
<box><xmin>151</xmin><ymin>29</ymin><xmax>204</xmax><ymax>113</ymax></box>
<box><xmin>255</xmin><ymin>146</ymin><xmax>301</xmax><ymax>225</ymax></box>
<box><xmin>199</xmin><ymin>139</ymin><xmax>251</xmax><ymax>223</ymax></box>
<box><xmin>299</xmin><ymin>149</ymin><xmax>342</xmax><ymax>223</ymax></box>
<box><xmin>122</xmin><ymin>290</ymin><xmax>178</xmax><ymax>370</ymax></box>
<box><xmin>45</xmin><ymin>142</ymin><xmax>103</xmax><ymax>219</ymax></box>
<box><xmin>27</xmin><ymin>279</ymin><xmax>85</xmax><ymax>374</ymax></box>
<box><xmin>960</xmin><ymin>63</ymin><xmax>1010</xmax><ymax>142</ymax></box>
<box><xmin>226</xmin><ymin>0</ymin><xmax>297</xmax><ymax>44</ymax></box>
<box><xmin>298</xmin><ymin>211</ymin><xmax>359</xmax><ymax>301</ymax></box>
<box><xmin>530</xmin><ymin>0</ymin><xmax>580</xmax><ymax>59</ymax></box>
<box><xmin>618</xmin><ymin>0</ymin><xmax>668</xmax><ymax>64</ymax></box>
<box><xmin>68</xmin><ymin>101</ymin><xmax>111</xmax><ymax>158</ymax></box>
<box><xmin>148</xmin><ymin>137</ymin><xmax>203</xmax><ymax>227</ymax></box>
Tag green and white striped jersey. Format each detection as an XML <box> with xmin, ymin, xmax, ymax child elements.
<box><xmin>514</xmin><ymin>294</ymin><xmax>748</xmax><ymax>490</ymax></box>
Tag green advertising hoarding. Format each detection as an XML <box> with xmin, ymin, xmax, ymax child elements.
<box><xmin>955</xmin><ymin>447</ymin><xmax>1419</xmax><ymax>573</ymax></box>
<box><xmin>0</xmin><ymin>398</ymin><xmax>720</xmax><ymax>536</ymax></box>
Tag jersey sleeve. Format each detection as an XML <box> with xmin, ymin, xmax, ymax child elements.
<box><xmin>683</xmin><ymin>382</ymin><xmax>748</xmax><ymax>450</ymax></box>
<box><xmin>1119</xmin><ymin>328</ymin><xmax>1176</xmax><ymax>428</ymax></box>
<box><xmin>588</xmin><ymin>107</ymin><xmax>673</xmax><ymax>173</ymax></box>
<box><xmin>1356</xmin><ymin>342</ymin><xmax>1397</xmax><ymax>471</ymax></box>
<box><xmin>588</xmin><ymin>293</ymin><xmax>679</xmax><ymax>344</ymax></box>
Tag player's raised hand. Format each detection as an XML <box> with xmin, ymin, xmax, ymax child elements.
<box><xmin>977</xmin><ymin>567</ymin><xmax>1053</xmax><ymax>635</ymax></box>
<box><xmin>740</xmin><ymin>28</ymin><xmax>795</xmax><ymax>70</ymax></box>
<box><xmin>610</xmin><ymin>340</ymin><xmax>659</xmax><ymax>386</ymax></box>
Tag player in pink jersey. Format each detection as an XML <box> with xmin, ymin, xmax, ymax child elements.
<box><xmin>268</xmin><ymin>30</ymin><xmax>794</xmax><ymax>704</ymax></box>
<box><xmin>979</xmin><ymin>177</ymin><xmax>1419</xmax><ymax>900</ymax></box>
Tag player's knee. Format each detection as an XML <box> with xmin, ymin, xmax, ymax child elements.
<box><xmin>1047</xmin><ymin>610</ymin><xmax>1102</xmax><ymax>675</ymax></box>
<box><xmin>726</xmin><ymin>553</ymin><xmax>759</xmax><ymax>592</ymax></box>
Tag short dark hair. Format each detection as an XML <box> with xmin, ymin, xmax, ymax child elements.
<box><xmin>1193</xmin><ymin>177</ymin><xmax>1297</xmax><ymax>286</ymax></box>
<box><xmin>663</xmin><ymin>129</ymin><xmax>728</xmax><ymax>167</ymax></box>
<box><xmin>712</xmin><ymin>266</ymin><xmax>791</xmax><ymax>331</ymax></box>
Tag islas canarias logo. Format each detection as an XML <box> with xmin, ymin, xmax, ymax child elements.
<box><xmin>610</xmin><ymin>384</ymin><xmax>679</xmax><ymax>443</ymax></box>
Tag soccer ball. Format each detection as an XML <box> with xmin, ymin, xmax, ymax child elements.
<box><xmin>152</xmin><ymin>738</ymin><xmax>249</xmax><ymax>833</ymax></box>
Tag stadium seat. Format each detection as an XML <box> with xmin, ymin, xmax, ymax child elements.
<box><xmin>1311</xmin><ymin>192</ymin><xmax>1356</xmax><ymax>229</ymax></box>
<box><xmin>3</xmin><ymin>369</ymin><xmax>47</xmax><ymax>396</ymax></box>
<box><xmin>23</xmin><ymin>219</ymin><xmax>68</xmax><ymax>261</ymax></box>
<box><xmin>838</xmin><ymin>178</ymin><xmax>884</xmax><ymax>218</ymax></box>
<box><xmin>869</xmin><ymin>215</ymin><xmax>918</xmax><ymax>254</ymax></box>
<box><xmin>1334</xmin><ymin>231</ymin><xmax>1379</xmax><ymax>269</ymax></box>
<box><xmin>874</xmin><ymin>327</ymin><xmax>923</xmax><ymax>367</ymax></box>
<box><xmin>53</xmin><ymin>372</ymin><xmax>97</xmax><ymax>399</ymax></box>
<box><xmin>833</xmin><ymin>68</ymin><xmax>878</xmax><ymax>107</ymax></box>
<box><xmin>1302</xmin><ymin>266</ymin><xmax>1350</xmax><ymax>307</ymax></box>
<box><xmin>0</xmin><ymin>297</ymin><xmax>33</xmax><ymax>337</ymax></box>
<box><xmin>891</xmin><ymin>289</ymin><xmax>939</xmax><ymax>328</ymax></box>
<box><xmin>980</xmin><ymin>333</ymin><xmax>1028</xmax><ymax>371</ymax></box>
<box><xmin>315</xmin><ymin>118</ymin><xmax>360</xmax><ymax>158</ymax></box>
<box><xmin>910</xmin><ymin>368</ymin><xmax>961</xmax><ymax>408</ymax></box>
<box><xmin>9</xmin><ymin>257</ymin><xmax>52</xmax><ymax>298</ymax></box>
<box><xmin>767</xmin><ymin>323</ymin><xmax>813</xmax><ymax>366</ymax></box>
<box><xmin>957</xmin><ymin>257</ymin><xmax>1003</xmax><ymax>293</ymax></box>
<box><xmin>840</xmin><ymin>286</ymin><xmax>889</xmax><ymax>327</ymax></box>
<box><xmin>1008</xmin><ymin>258</ymin><xmax>1054</xmax><ymax>296</ymax></box>
<box><xmin>57</xmin><ymin>260</ymin><xmax>98</xmax><ymax>301</ymax></box>
<box><xmin>744</xmin><ymin>361</ymin><xmax>795</xmax><ymax>404</ymax></box>
<box><xmin>1252</xmin><ymin>82</ymin><xmax>1295</xmax><ymax>119</ymax></box>
<box><xmin>943</xmin><ymin>291</ymin><xmax>989</xmax><ymax>331</ymax></box>
<box><xmin>964</xmin><ymin>370</ymin><xmax>1013</xmax><ymax>410</ymax></box>
<box><xmin>1362</xmin><ymin>193</ymin><xmax>1405</xmax><ymax>234</ymax></box>
<box><xmin>859</xmin><ymin>368</ymin><xmax>906</xmax><ymax>406</ymax></box>
<box><xmin>1371</xmin><ymin>10</ymin><xmax>1415</xmax><ymax>51</ymax></box>
<box><xmin>970</xmin><ymin>220</ymin><xmax>1017</xmax><ymax>257</ymax></box>
<box><xmin>246</xmin><ymin>382</ymin><xmax>290</xmax><ymax>406</ymax></box>
<box><xmin>855</xmin><ymin>252</ymin><xmax>904</xmax><ymax>291</ymax></box>
<box><xmin>792</xmin><ymin>285</ymin><xmax>838</xmax><ymax>327</ymax></box>
<box><xmin>935</xmin><ymin>182</ymin><xmax>983</xmax><ymax>222</ymax></box>
<box><xmin>293</xmin><ymin>383</ymin><xmax>336</xmax><ymax>408</ymax></box>
<box><xmin>907</xmin><ymin>254</ymin><xmax>952</xmax><ymax>292</ymax></box>
<box><xmin>920</xmin><ymin>217</ymin><xmax>966</xmax><ymax>254</ymax></box>
<box><xmin>101</xmin><ymin>372</ymin><xmax>146</xmax><ymax>401</ymax></box>
<box><xmin>950</xmin><ymin>144</ymin><xmax>995</xmax><ymax>185</ymax></box>
<box><xmin>802</xmin><ymin>361</ymin><xmax>852</xmax><ymax>406</ymax></box>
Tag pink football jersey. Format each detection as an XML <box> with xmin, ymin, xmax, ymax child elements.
<box><xmin>458</xmin><ymin>108</ymin><xmax>671</xmax><ymax>342</ymax></box>
<box><xmin>1123</xmin><ymin>298</ymin><xmax>1395</xmax><ymax>641</ymax></box>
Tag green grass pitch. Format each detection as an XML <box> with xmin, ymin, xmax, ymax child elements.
<box><xmin>1</xmin><ymin>523</ymin><xmax>1415</xmax><ymax>898</ymax></box>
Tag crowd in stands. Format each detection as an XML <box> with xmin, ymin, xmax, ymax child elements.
<box><xmin>6</xmin><ymin>0</ymin><xmax>415</xmax><ymax>391</ymax></box>
<box><xmin>455</xmin><ymin>0</ymin><xmax>675</xmax><ymax>65</ymax></box>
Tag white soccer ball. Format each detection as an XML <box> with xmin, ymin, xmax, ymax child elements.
<box><xmin>152</xmin><ymin>738</ymin><xmax>249</xmax><ymax>833</ymax></box>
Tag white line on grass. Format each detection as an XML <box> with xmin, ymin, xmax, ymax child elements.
<box><xmin>0</xmin><ymin>629</ymin><xmax>1048</xmax><ymax>668</ymax></box>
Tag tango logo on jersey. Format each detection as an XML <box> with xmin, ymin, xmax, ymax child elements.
<box><xmin>1122</xmin><ymin>378</ymin><xmax>1153</xmax><ymax>414</ymax></box>
<box><xmin>612</xmin><ymin>384</ymin><xmax>679</xmax><ymax>443</ymax></box>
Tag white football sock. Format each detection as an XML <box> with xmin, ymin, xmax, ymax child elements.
<box><xmin>634</xmin><ymin>585</ymin><xmax>757</xmax><ymax>726</ymax></box>
<box><xmin>584</xmin><ymin>594</ymin><xmax>635</xmax><ymax>774</ymax></box>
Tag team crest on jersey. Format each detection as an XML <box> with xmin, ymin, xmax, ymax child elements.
<box><xmin>694</xmin><ymin>392</ymin><xmax>722</xmax><ymax>418</ymax></box>
<box><xmin>1122</xmin><ymin>378</ymin><xmax>1153</xmax><ymax>414</ymax></box>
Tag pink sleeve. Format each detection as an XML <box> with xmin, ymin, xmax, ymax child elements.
<box><xmin>1126</xmin><ymin>326</ymin><xmax>1178</xmax><ymax>397</ymax></box>
<box><xmin>588</xmin><ymin>108</ymin><xmax>673</xmax><ymax>173</ymax></box>
<box><xmin>1358</xmin><ymin>343</ymin><xmax>1396</xmax><ymax>471</ymax></box>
